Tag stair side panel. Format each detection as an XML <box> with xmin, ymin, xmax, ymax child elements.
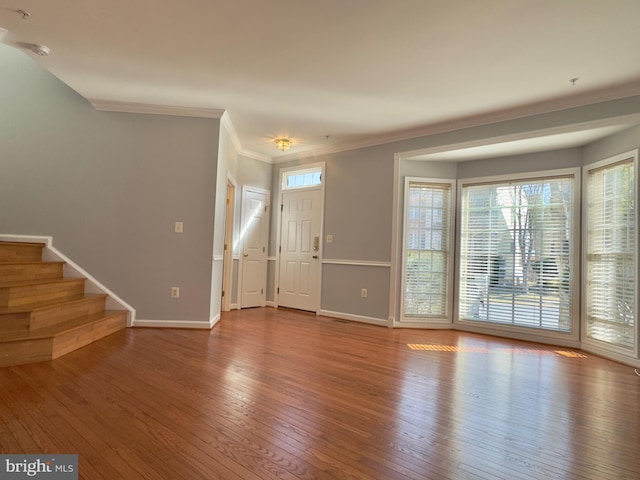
<box><xmin>52</xmin><ymin>311</ymin><xmax>127</xmax><ymax>359</ymax></box>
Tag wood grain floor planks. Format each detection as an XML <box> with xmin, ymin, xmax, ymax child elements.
<box><xmin>1</xmin><ymin>306</ymin><xmax>639</xmax><ymax>479</ymax></box>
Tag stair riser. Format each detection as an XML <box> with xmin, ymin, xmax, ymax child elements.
<box><xmin>30</xmin><ymin>296</ymin><xmax>107</xmax><ymax>332</ymax></box>
<box><xmin>0</xmin><ymin>280</ymin><xmax>85</xmax><ymax>308</ymax></box>
<box><xmin>52</xmin><ymin>312</ymin><xmax>127</xmax><ymax>359</ymax></box>
<box><xmin>0</xmin><ymin>263</ymin><xmax>64</xmax><ymax>283</ymax></box>
<box><xmin>0</xmin><ymin>243</ymin><xmax>44</xmax><ymax>262</ymax></box>
<box><xmin>0</xmin><ymin>337</ymin><xmax>53</xmax><ymax>367</ymax></box>
<box><xmin>0</xmin><ymin>312</ymin><xmax>31</xmax><ymax>334</ymax></box>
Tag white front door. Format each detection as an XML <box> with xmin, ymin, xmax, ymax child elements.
<box><xmin>241</xmin><ymin>187</ymin><xmax>269</xmax><ymax>308</ymax></box>
<box><xmin>278</xmin><ymin>188</ymin><xmax>322</xmax><ymax>311</ymax></box>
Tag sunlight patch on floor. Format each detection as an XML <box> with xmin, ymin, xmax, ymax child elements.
<box><xmin>407</xmin><ymin>344</ymin><xmax>587</xmax><ymax>357</ymax></box>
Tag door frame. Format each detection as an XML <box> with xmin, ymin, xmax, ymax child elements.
<box><xmin>275</xmin><ymin>162</ymin><xmax>325</xmax><ymax>312</ymax></box>
<box><xmin>222</xmin><ymin>176</ymin><xmax>236</xmax><ymax>312</ymax></box>
<box><xmin>238</xmin><ymin>185</ymin><xmax>270</xmax><ymax>309</ymax></box>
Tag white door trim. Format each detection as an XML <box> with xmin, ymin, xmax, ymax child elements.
<box><xmin>222</xmin><ymin>175</ymin><xmax>237</xmax><ymax>311</ymax></box>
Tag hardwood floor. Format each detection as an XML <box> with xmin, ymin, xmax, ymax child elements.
<box><xmin>1</xmin><ymin>307</ymin><xmax>639</xmax><ymax>479</ymax></box>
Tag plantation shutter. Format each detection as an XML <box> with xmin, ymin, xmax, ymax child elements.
<box><xmin>459</xmin><ymin>175</ymin><xmax>574</xmax><ymax>331</ymax></box>
<box><xmin>586</xmin><ymin>158</ymin><xmax>636</xmax><ymax>349</ymax></box>
<box><xmin>403</xmin><ymin>181</ymin><xmax>452</xmax><ymax>318</ymax></box>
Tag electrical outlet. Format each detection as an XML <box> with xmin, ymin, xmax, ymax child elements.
<box><xmin>361</xmin><ymin>288</ymin><xmax>367</xmax><ymax>298</ymax></box>
<box><xmin>175</xmin><ymin>222</ymin><xmax>184</xmax><ymax>233</ymax></box>
<box><xmin>171</xmin><ymin>287</ymin><xmax>180</xmax><ymax>298</ymax></box>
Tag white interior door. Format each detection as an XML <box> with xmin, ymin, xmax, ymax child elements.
<box><xmin>279</xmin><ymin>188</ymin><xmax>322</xmax><ymax>311</ymax></box>
<box><xmin>241</xmin><ymin>188</ymin><xmax>269</xmax><ymax>308</ymax></box>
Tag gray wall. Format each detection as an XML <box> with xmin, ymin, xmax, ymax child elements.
<box><xmin>321</xmin><ymin>147</ymin><xmax>394</xmax><ymax>262</ymax></box>
<box><xmin>583</xmin><ymin>124</ymin><xmax>640</xmax><ymax>165</ymax></box>
<box><xmin>457</xmin><ymin>148</ymin><xmax>583</xmax><ymax>178</ymax></box>
<box><xmin>238</xmin><ymin>155</ymin><xmax>273</xmax><ymax>191</ymax></box>
<box><xmin>0</xmin><ymin>45</ymin><xmax>220</xmax><ymax>323</ymax></box>
<box><xmin>400</xmin><ymin>160</ymin><xmax>457</xmax><ymax>179</ymax></box>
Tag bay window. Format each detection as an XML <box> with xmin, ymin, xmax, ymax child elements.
<box><xmin>400</xmin><ymin>155</ymin><xmax>638</xmax><ymax>363</ymax></box>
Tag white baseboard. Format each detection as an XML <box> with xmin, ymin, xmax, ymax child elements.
<box><xmin>0</xmin><ymin>234</ymin><xmax>52</xmax><ymax>244</ymax></box>
<box><xmin>453</xmin><ymin>323</ymin><xmax>581</xmax><ymax>349</ymax></box>
<box><xmin>393</xmin><ymin>321</ymin><xmax>452</xmax><ymax>329</ymax></box>
<box><xmin>318</xmin><ymin>309</ymin><xmax>388</xmax><ymax>327</ymax></box>
<box><xmin>580</xmin><ymin>342</ymin><xmax>640</xmax><ymax>368</ymax></box>
<box><xmin>133</xmin><ymin>317</ymin><xmax>218</xmax><ymax>329</ymax></box>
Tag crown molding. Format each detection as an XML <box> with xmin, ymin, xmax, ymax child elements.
<box><xmin>90</xmin><ymin>99</ymin><xmax>225</xmax><ymax>119</ymax></box>
<box><xmin>238</xmin><ymin>148</ymin><xmax>271</xmax><ymax>163</ymax></box>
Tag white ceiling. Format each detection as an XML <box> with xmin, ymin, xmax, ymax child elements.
<box><xmin>2</xmin><ymin>0</ymin><xmax>640</xmax><ymax>162</ymax></box>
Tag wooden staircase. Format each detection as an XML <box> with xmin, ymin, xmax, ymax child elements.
<box><xmin>0</xmin><ymin>241</ymin><xmax>127</xmax><ymax>367</ymax></box>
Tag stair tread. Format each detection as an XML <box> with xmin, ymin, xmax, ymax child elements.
<box><xmin>0</xmin><ymin>261</ymin><xmax>64</xmax><ymax>265</ymax></box>
<box><xmin>0</xmin><ymin>310</ymin><xmax>126</xmax><ymax>342</ymax></box>
<box><xmin>0</xmin><ymin>277</ymin><xmax>84</xmax><ymax>288</ymax></box>
<box><xmin>0</xmin><ymin>293</ymin><xmax>107</xmax><ymax>315</ymax></box>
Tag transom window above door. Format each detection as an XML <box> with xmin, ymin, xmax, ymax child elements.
<box><xmin>282</xmin><ymin>166</ymin><xmax>323</xmax><ymax>190</ymax></box>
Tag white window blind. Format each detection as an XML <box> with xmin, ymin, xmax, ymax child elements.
<box><xmin>459</xmin><ymin>175</ymin><xmax>574</xmax><ymax>331</ymax></box>
<box><xmin>586</xmin><ymin>157</ymin><xmax>636</xmax><ymax>349</ymax></box>
<box><xmin>403</xmin><ymin>181</ymin><xmax>452</xmax><ymax>318</ymax></box>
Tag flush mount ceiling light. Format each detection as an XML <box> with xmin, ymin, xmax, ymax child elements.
<box><xmin>275</xmin><ymin>138</ymin><xmax>292</xmax><ymax>151</ymax></box>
